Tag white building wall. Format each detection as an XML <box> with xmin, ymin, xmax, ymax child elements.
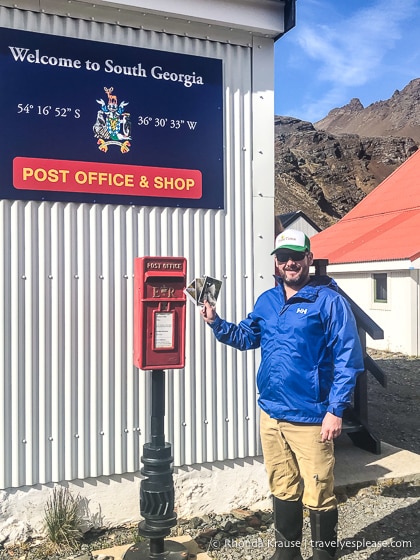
<box><xmin>288</xmin><ymin>216</ymin><xmax>319</xmax><ymax>238</ymax></box>
<box><xmin>0</xmin><ymin>1</ymin><xmax>280</xmax><ymax>538</ymax></box>
<box><xmin>330</xmin><ymin>270</ymin><xmax>420</xmax><ymax>356</ymax></box>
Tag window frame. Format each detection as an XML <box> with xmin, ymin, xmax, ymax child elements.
<box><xmin>373</xmin><ymin>272</ymin><xmax>388</xmax><ymax>304</ymax></box>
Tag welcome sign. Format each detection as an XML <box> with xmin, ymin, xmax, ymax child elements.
<box><xmin>1</xmin><ymin>27</ymin><xmax>224</xmax><ymax>208</ymax></box>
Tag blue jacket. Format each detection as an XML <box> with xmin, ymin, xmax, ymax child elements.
<box><xmin>208</xmin><ymin>276</ymin><xmax>364</xmax><ymax>423</ymax></box>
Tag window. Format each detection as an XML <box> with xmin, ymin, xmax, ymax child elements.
<box><xmin>373</xmin><ymin>273</ymin><xmax>387</xmax><ymax>303</ymax></box>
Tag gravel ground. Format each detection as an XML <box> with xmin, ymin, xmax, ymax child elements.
<box><xmin>183</xmin><ymin>481</ymin><xmax>419</xmax><ymax>560</ymax></box>
<box><xmin>366</xmin><ymin>349</ymin><xmax>420</xmax><ymax>456</ymax></box>
<box><xmin>1</xmin><ymin>349</ymin><xmax>419</xmax><ymax>560</ymax></box>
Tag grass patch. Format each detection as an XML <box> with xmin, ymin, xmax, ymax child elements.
<box><xmin>43</xmin><ymin>487</ymin><xmax>83</xmax><ymax>554</ymax></box>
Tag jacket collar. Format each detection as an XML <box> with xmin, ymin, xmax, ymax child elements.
<box><xmin>274</xmin><ymin>275</ymin><xmax>338</xmax><ymax>302</ymax></box>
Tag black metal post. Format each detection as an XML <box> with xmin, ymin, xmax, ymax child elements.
<box><xmin>123</xmin><ymin>370</ymin><xmax>188</xmax><ymax>560</ymax></box>
<box><xmin>346</xmin><ymin>329</ymin><xmax>381</xmax><ymax>454</ymax></box>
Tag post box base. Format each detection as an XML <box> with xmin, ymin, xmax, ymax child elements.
<box><xmin>123</xmin><ymin>539</ymin><xmax>190</xmax><ymax>560</ymax></box>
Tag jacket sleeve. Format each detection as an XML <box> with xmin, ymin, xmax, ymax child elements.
<box><xmin>324</xmin><ymin>295</ymin><xmax>365</xmax><ymax>417</ymax></box>
<box><xmin>207</xmin><ymin>313</ymin><xmax>262</xmax><ymax>351</ymax></box>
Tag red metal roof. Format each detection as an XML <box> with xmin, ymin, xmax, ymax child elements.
<box><xmin>311</xmin><ymin>149</ymin><xmax>420</xmax><ymax>264</ymax></box>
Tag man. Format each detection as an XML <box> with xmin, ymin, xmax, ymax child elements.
<box><xmin>200</xmin><ymin>229</ymin><xmax>364</xmax><ymax>560</ymax></box>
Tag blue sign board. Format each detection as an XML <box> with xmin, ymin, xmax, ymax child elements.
<box><xmin>1</xmin><ymin>27</ymin><xmax>224</xmax><ymax>208</ymax></box>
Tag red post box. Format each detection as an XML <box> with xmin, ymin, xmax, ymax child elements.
<box><xmin>134</xmin><ymin>256</ymin><xmax>187</xmax><ymax>370</ymax></box>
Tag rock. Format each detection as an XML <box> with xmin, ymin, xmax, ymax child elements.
<box><xmin>245</xmin><ymin>515</ymin><xmax>262</xmax><ymax>529</ymax></box>
<box><xmin>198</xmin><ymin>528</ymin><xmax>218</xmax><ymax>540</ymax></box>
<box><xmin>231</xmin><ymin>508</ymin><xmax>253</xmax><ymax>520</ymax></box>
<box><xmin>189</xmin><ymin>516</ymin><xmax>203</xmax><ymax>529</ymax></box>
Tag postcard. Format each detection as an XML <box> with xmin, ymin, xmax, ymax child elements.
<box><xmin>184</xmin><ymin>274</ymin><xmax>222</xmax><ymax>306</ymax></box>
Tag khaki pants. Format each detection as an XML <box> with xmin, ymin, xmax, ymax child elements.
<box><xmin>260</xmin><ymin>409</ymin><xmax>337</xmax><ymax>511</ymax></box>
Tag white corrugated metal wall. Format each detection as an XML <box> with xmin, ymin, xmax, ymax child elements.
<box><xmin>0</xmin><ymin>6</ymin><xmax>275</xmax><ymax>489</ymax></box>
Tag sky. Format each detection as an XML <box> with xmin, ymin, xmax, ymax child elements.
<box><xmin>274</xmin><ymin>0</ymin><xmax>420</xmax><ymax>122</ymax></box>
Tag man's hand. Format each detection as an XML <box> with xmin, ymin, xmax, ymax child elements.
<box><xmin>200</xmin><ymin>300</ymin><xmax>217</xmax><ymax>324</ymax></box>
<box><xmin>320</xmin><ymin>412</ymin><xmax>342</xmax><ymax>442</ymax></box>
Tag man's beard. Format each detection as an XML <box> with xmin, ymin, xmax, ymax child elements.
<box><xmin>281</xmin><ymin>269</ymin><xmax>309</xmax><ymax>288</ymax></box>
<box><xmin>283</xmin><ymin>276</ymin><xmax>306</xmax><ymax>287</ymax></box>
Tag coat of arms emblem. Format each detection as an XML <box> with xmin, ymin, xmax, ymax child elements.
<box><xmin>93</xmin><ymin>87</ymin><xmax>132</xmax><ymax>153</ymax></box>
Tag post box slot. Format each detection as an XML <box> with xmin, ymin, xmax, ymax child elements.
<box><xmin>144</xmin><ymin>271</ymin><xmax>185</xmax><ymax>280</ymax></box>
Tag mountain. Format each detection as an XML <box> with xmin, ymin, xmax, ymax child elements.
<box><xmin>274</xmin><ymin>79</ymin><xmax>420</xmax><ymax>229</ymax></box>
<box><xmin>315</xmin><ymin>78</ymin><xmax>420</xmax><ymax>142</ymax></box>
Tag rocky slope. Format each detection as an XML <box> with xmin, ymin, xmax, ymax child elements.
<box><xmin>315</xmin><ymin>78</ymin><xmax>420</xmax><ymax>142</ymax></box>
<box><xmin>275</xmin><ymin>79</ymin><xmax>420</xmax><ymax>229</ymax></box>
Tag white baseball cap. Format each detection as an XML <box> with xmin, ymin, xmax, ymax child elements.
<box><xmin>271</xmin><ymin>229</ymin><xmax>311</xmax><ymax>255</ymax></box>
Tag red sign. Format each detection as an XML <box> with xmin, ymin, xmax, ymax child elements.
<box><xmin>13</xmin><ymin>157</ymin><xmax>202</xmax><ymax>200</ymax></box>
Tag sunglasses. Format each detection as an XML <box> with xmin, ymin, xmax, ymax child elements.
<box><xmin>275</xmin><ymin>251</ymin><xmax>307</xmax><ymax>263</ymax></box>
